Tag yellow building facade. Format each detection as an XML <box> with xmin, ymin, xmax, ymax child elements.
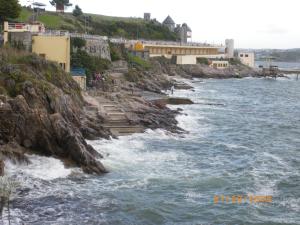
<box><xmin>140</xmin><ymin>43</ymin><xmax>225</xmax><ymax>65</ymax></box>
<box><xmin>32</xmin><ymin>35</ymin><xmax>71</xmax><ymax>72</ymax></box>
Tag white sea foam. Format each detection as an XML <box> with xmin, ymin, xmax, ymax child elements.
<box><xmin>5</xmin><ymin>155</ymin><xmax>72</xmax><ymax>180</ymax></box>
<box><xmin>88</xmin><ymin>128</ymin><xmax>191</xmax><ymax>183</ymax></box>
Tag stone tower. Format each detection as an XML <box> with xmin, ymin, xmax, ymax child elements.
<box><xmin>162</xmin><ymin>15</ymin><xmax>176</xmax><ymax>32</ymax></box>
<box><xmin>225</xmin><ymin>39</ymin><xmax>234</xmax><ymax>58</ymax></box>
<box><xmin>144</xmin><ymin>13</ymin><xmax>151</xmax><ymax>21</ymax></box>
<box><xmin>175</xmin><ymin>23</ymin><xmax>192</xmax><ymax>43</ymax></box>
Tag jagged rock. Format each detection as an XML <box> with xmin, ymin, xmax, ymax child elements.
<box><xmin>0</xmin><ymin>49</ymin><xmax>108</xmax><ymax>174</ymax></box>
<box><xmin>0</xmin><ymin>142</ymin><xmax>29</xmax><ymax>165</ymax></box>
<box><xmin>152</xmin><ymin>97</ymin><xmax>194</xmax><ymax>106</ymax></box>
<box><xmin>0</xmin><ymin>160</ymin><xmax>4</xmax><ymax>176</ymax></box>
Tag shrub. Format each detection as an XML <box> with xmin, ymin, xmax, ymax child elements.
<box><xmin>229</xmin><ymin>58</ymin><xmax>242</xmax><ymax>65</ymax></box>
<box><xmin>124</xmin><ymin>69</ymin><xmax>142</xmax><ymax>82</ymax></box>
<box><xmin>197</xmin><ymin>57</ymin><xmax>209</xmax><ymax>65</ymax></box>
<box><xmin>71</xmin><ymin>37</ymin><xmax>86</xmax><ymax>49</ymax></box>
<box><xmin>72</xmin><ymin>5</ymin><xmax>83</xmax><ymax>17</ymax></box>
<box><xmin>71</xmin><ymin>49</ymin><xmax>111</xmax><ymax>82</ymax></box>
<box><xmin>127</xmin><ymin>53</ymin><xmax>151</xmax><ymax>70</ymax></box>
<box><xmin>109</xmin><ymin>43</ymin><xmax>121</xmax><ymax>61</ymax></box>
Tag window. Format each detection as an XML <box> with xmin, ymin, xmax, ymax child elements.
<box><xmin>240</xmin><ymin>54</ymin><xmax>243</xmax><ymax>57</ymax></box>
<box><xmin>89</xmin><ymin>46</ymin><xmax>96</xmax><ymax>53</ymax></box>
<box><xmin>59</xmin><ymin>63</ymin><xmax>66</xmax><ymax>70</ymax></box>
<box><xmin>39</xmin><ymin>54</ymin><xmax>46</xmax><ymax>58</ymax></box>
<box><xmin>245</xmin><ymin>54</ymin><xmax>249</xmax><ymax>57</ymax></box>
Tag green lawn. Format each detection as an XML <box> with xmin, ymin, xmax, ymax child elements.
<box><xmin>16</xmin><ymin>7</ymin><xmax>177</xmax><ymax>41</ymax></box>
<box><xmin>37</xmin><ymin>14</ymin><xmax>62</xmax><ymax>28</ymax></box>
<box><xmin>18</xmin><ymin>8</ymin><xmax>32</xmax><ymax>22</ymax></box>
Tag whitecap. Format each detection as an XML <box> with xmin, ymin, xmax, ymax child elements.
<box><xmin>5</xmin><ymin>155</ymin><xmax>73</xmax><ymax>180</ymax></box>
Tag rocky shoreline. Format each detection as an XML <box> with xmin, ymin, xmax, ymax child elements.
<box><xmin>0</xmin><ymin>49</ymin><xmax>259</xmax><ymax>176</ymax></box>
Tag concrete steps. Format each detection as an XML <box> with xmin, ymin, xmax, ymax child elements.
<box><xmin>108</xmin><ymin>126</ymin><xmax>144</xmax><ymax>136</ymax></box>
<box><xmin>100</xmin><ymin>102</ymin><xmax>144</xmax><ymax>136</ymax></box>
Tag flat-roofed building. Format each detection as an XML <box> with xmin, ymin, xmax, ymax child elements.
<box><xmin>238</xmin><ymin>52</ymin><xmax>255</xmax><ymax>67</ymax></box>
<box><xmin>210</xmin><ymin>60</ymin><xmax>229</xmax><ymax>69</ymax></box>
<box><xmin>140</xmin><ymin>41</ymin><xmax>225</xmax><ymax>64</ymax></box>
<box><xmin>32</xmin><ymin>35</ymin><xmax>71</xmax><ymax>72</ymax></box>
<box><xmin>3</xmin><ymin>21</ymin><xmax>45</xmax><ymax>45</ymax></box>
<box><xmin>71</xmin><ymin>68</ymin><xmax>87</xmax><ymax>90</ymax></box>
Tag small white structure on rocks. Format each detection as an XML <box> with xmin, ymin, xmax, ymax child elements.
<box><xmin>210</xmin><ymin>60</ymin><xmax>229</xmax><ymax>69</ymax></box>
<box><xmin>238</xmin><ymin>52</ymin><xmax>255</xmax><ymax>67</ymax></box>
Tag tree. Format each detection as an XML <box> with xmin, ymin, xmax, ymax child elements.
<box><xmin>72</xmin><ymin>5</ymin><xmax>83</xmax><ymax>17</ymax></box>
<box><xmin>50</xmin><ymin>0</ymin><xmax>72</xmax><ymax>12</ymax></box>
<box><xmin>0</xmin><ymin>0</ymin><xmax>21</xmax><ymax>23</ymax></box>
<box><xmin>71</xmin><ymin>37</ymin><xmax>86</xmax><ymax>49</ymax></box>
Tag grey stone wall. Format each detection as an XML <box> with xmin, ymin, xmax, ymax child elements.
<box><xmin>9</xmin><ymin>32</ymin><xmax>32</xmax><ymax>51</ymax></box>
<box><xmin>84</xmin><ymin>39</ymin><xmax>111</xmax><ymax>61</ymax></box>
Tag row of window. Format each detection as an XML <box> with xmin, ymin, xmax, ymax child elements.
<box><xmin>150</xmin><ymin>48</ymin><xmax>215</xmax><ymax>55</ymax></box>
<box><xmin>212</xmin><ymin>63</ymin><xmax>228</xmax><ymax>68</ymax></box>
<box><xmin>240</xmin><ymin>54</ymin><xmax>249</xmax><ymax>57</ymax></box>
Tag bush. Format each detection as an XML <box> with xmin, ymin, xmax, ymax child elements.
<box><xmin>197</xmin><ymin>57</ymin><xmax>209</xmax><ymax>65</ymax></box>
<box><xmin>127</xmin><ymin>53</ymin><xmax>151</xmax><ymax>70</ymax></box>
<box><xmin>124</xmin><ymin>69</ymin><xmax>142</xmax><ymax>82</ymax></box>
<box><xmin>229</xmin><ymin>58</ymin><xmax>242</xmax><ymax>65</ymax></box>
<box><xmin>71</xmin><ymin>37</ymin><xmax>86</xmax><ymax>49</ymax></box>
<box><xmin>71</xmin><ymin>49</ymin><xmax>111</xmax><ymax>82</ymax></box>
<box><xmin>109</xmin><ymin>43</ymin><xmax>121</xmax><ymax>61</ymax></box>
<box><xmin>72</xmin><ymin>5</ymin><xmax>83</xmax><ymax>17</ymax></box>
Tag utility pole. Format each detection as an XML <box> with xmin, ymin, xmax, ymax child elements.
<box><xmin>84</xmin><ymin>16</ymin><xmax>87</xmax><ymax>34</ymax></box>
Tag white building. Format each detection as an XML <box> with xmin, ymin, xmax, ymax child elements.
<box><xmin>238</xmin><ymin>52</ymin><xmax>255</xmax><ymax>67</ymax></box>
<box><xmin>210</xmin><ymin>60</ymin><xmax>229</xmax><ymax>69</ymax></box>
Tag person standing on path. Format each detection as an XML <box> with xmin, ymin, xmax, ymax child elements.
<box><xmin>171</xmin><ymin>85</ymin><xmax>175</xmax><ymax>95</ymax></box>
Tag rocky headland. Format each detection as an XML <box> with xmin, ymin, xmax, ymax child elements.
<box><xmin>0</xmin><ymin>48</ymin><xmax>259</xmax><ymax>176</ymax></box>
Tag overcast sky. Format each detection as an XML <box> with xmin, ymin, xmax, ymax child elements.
<box><xmin>20</xmin><ymin>0</ymin><xmax>300</xmax><ymax>49</ymax></box>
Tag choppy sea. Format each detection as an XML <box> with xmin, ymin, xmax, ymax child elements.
<box><xmin>4</xmin><ymin>73</ymin><xmax>300</xmax><ymax>225</ymax></box>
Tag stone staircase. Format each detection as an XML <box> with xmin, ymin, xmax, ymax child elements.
<box><xmin>84</xmin><ymin>92</ymin><xmax>144</xmax><ymax>136</ymax></box>
<box><xmin>101</xmin><ymin>104</ymin><xmax>144</xmax><ymax>136</ymax></box>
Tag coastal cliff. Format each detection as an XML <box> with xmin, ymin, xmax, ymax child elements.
<box><xmin>0</xmin><ymin>49</ymin><xmax>106</xmax><ymax>174</ymax></box>
<box><xmin>0</xmin><ymin>49</ymin><xmax>182</xmax><ymax>175</ymax></box>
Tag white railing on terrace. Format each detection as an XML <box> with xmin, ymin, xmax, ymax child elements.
<box><xmin>34</xmin><ymin>29</ymin><xmax>223</xmax><ymax>48</ymax></box>
<box><xmin>70</xmin><ymin>33</ymin><xmax>108</xmax><ymax>41</ymax></box>
<box><xmin>37</xmin><ymin>30</ymin><xmax>70</xmax><ymax>36</ymax></box>
<box><xmin>110</xmin><ymin>38</ymin><xmax>224</xmax><ymax>48</ymax></box>
<box><xmin>8</xmin><ymin>23</ymin><xmax>27</xmax><ymax>31</ymax></box>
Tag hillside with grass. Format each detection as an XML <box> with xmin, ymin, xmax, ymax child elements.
<box><xmin>18</xmin><ymin>7</ymin><xmax>177</xmax><ymax>41</ymax></box>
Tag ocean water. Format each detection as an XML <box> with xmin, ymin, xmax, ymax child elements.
<box><xmin>255</xmin><ymin>61</ymin><xmax>300</xmax><ymax>70</ymax></box>
<box><xmin>4</xmin><ymin>76</ymin><xmax>300</xmax><ymax>225</ymax></box>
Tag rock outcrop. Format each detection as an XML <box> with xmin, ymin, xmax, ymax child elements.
<box><xmin>179</xmin><ymin>63</ymin><xmax>260</xmax><ymax>78</ymax></box>
<box><xmin>0</xmin><ymin>49</ymin><xmax>107</xmax><ymax>175</ymax></box>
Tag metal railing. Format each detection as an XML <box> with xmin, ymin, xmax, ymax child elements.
<box><xmin>7</xmin><ymin>23</ymin><xmax>27</xmax><ymax>31</ymax></box>
<box><xmin>37</xmin><ymin>30</ymin><xmax>70</xmax><ymax>36</ymax></box>
<box><xmin>110</xmin><ymin>38</ymin><xmax>223</xmax><ymax>48</ymax></box>
<box><xmin>70</xmin><ymin>33</ymin><xmax>108</xmax><ymax>41</ymax></box>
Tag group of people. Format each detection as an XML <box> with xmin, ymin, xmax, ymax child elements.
<box><xmin>91</xmin><ymin>72</ymin><xmax>118</xmax><ymax>92</ymax></box>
